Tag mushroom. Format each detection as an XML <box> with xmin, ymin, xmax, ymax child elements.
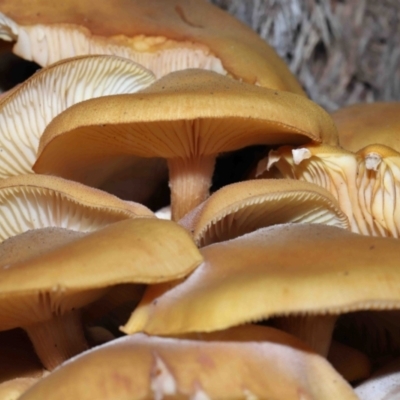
<box><xmin>0</xmin><ymin>218</ymin><xmax>202</xmax><ymax>370</ymax></box>
<box><xmin>34</xmin><ymin>69</ymin><xmax>338</xmax><ymax>220</ymax></box>
<box><xmin>179</xmin><ymin>179</ymin><xmax>349</xmax><ymax>246</ymax></box>
<box><xmin>123</xmin><ymin>223</ymin><xmax>400</xmax><ymax>357</ymax></box>
<box><xmin>0</xmin><ymin>54</ymin><xmax>155</xmax><ymax>179</ymax></box>
<box><xmin>0</xmin><ymin>0</ymin><xmax>305</xmax><ymax>94</ymax></box>
<box><xmin>18</xmin><ymin>333</ymin><xmax>358</xmax><ymax>399</ymax></box>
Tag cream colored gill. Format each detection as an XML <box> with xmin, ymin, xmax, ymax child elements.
<box><xmin>0</xmin><ymin>54</ymin><xmax>155</xmax><ymax>178</ymax></box>
<box><xmin>0</xmin><ymin>12</ymin><xmax>226</xmax><ymax>78</ymax></box>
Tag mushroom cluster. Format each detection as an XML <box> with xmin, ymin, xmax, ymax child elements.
<box><xmin>0</xmin><ymin>1</ymin><xmax>398</xmax><ymax>399</ymax></box>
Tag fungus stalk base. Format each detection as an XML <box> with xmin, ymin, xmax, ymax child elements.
<box><xmin>168</xmin><ymin>156</ymin><xmax>216</xmax><ymax>221</ymax></box>
<box><xmin>25</xmin><ymin>310</ymin><xmax>88</xmax><ymax>371</ymax></box>
<box><xmin>274</xmin><ymin>315</ymin><xmax>337</xmax><ymax>357</ymax></box>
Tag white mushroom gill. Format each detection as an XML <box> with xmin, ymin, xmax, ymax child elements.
<box><xmin>265</xmin><ymin>145</ymin><xmax>400</xmax><ymax>237</ymax></box>
<box><xmin>0</xmin><ymin>12</ymin><xmax>226</xmax><ymax>78</ymax></box>
<box><xmin>0</xmin><ymin>54</ymin><xmax>156</xmax><ymax>178</ymax></box>
<box><xmin>0</xmin><ymin>186</ymin><xmax>141</xmax><ymax>242</ymax></box>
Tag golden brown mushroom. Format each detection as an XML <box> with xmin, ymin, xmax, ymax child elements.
<box><xmin>34</xmin><ymin>69</ymin><xmax>338</xmax><ymax>220</ymax></box>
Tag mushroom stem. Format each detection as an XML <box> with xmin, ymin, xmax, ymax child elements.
<box><xmin>24</xmin><ymin>310</ymin><xmax>88</xmax><ymax>371</ymax></box>
<box><xmin>168</xmin><ymin>155</ymin><xmax>216</xmax><ymax>221</ymax></box>
<box><xmin>274</xmin><ymin>315</ymin><xmax>337</xmax><ymax>357</ymax></box>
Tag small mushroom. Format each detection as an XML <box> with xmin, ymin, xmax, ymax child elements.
<box><xmin>179</xmin><ymin>179</ymin><xmax>349</xmax><ymax>246</ymax></box>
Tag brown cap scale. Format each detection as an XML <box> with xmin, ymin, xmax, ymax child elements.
<box><xmin>0</xmin><ymin>218</ymin><xmax>202</xmax><ymax>370</ymax></box>
<box><xmin>0</xmin><ymin>0</ymin><xmax>305</xmax><ymax>94</ymax></box>
<box><xmin>34</xmin><ymin>69</ymin><xmax>338</xmax><ymax>220</ymax></box>
<box><xmin>124</xmin><ymin>223</ymin><xmax>400</xmax><ymax>357</ymax></box>
<box><xmin>19</xmin><ymin>333</ymin><xmax>358</xmax><ymax>400</ymax></box>
<box><xmin>180</xmin><ymin>179</ymin><xmax>349</xmax><ymax>247</ymax></box>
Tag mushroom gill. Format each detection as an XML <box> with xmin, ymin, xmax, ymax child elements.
<box><xmin>0</xmin><ymin>0</ymin><xmax>305</xmax><ymax>94</ymax></box>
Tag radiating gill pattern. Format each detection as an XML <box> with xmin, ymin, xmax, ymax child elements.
<box><xmin>0</xmin><ymin>55</ymin><xmax>156</xmax><ymax>179</ymax></box>
<box><xmin>197</xmin><ymin>192</ymin><xmax>349</xmax><ymax>246</ymax></box>
<box><xmin>356</xmin><ymin>156</ymin><xmax>400</xmax><ymax>237</ymax></box>
<box><xmin>0</xmin><ymin>186</ymin><xmax>134</xmax><ymax>242</ymax></box>
<box><xmin>268</xmin><ymin>146</ymin><xmax>400</xmax><ymax>237</ymax></box>
<box><xmin>0</xmin><ymin>14</ymin><xmax>226</xmax><ymax>78</ymax></box>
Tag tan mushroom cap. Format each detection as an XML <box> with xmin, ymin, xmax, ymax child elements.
<box><xmin>332</xmin><ymin>102</ymin><xmax>400</xmax><ymax>152</ymax></box>
<box><xmin>19</xmin><ymin>333</ymin><xmax>358</xmax><ymax>400</ymax></box>
<box><xmin>0</xmin><ymin>0</ymin><xmax>305</xmax><ymax>94</ymax></box>
<box><xmin>180</xmin><ymin>179</ymin><xmax>349</xmax><ymax>246</ymax></box>
<box><xmin>34</xmin><ymin>69</ymin><xmax>338</xmax><ymax>220</ymax></box>
<box><xmin>0</xmin><ymin>174</ymin><xmax>153</xmax><ymax>243</ymax></box>
<box><xmin>0</xmin><ymin>227</ymin><xmax>86</xmax><ymax>265</ymax></box>
<box><xmin>123</xmin><ymin>223</ymin><xmax>400</xmax><ymax>337</ymax></box>
<box><xmin>0</xmin><ymin>218</ymin><xmax>202</xmax><ymax>329</ymax></box>
<box><xmin>0</xmin><ymin>54</ymin><xmax>155</xmax><ymax>179</ymax></box>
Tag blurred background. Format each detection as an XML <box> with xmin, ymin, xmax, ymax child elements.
<box><xmin>211</xmin><ymin>0</ymin><xmax>400</xmax><ymax>111</ymax></box>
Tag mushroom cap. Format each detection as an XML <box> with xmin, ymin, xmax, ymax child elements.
<box><xmin>0</xmin><ymin>174</ymin><xmax>153</xmax><ymax>243</ymax></box>
<box><xmin>123</xmin><ymin>223</ymin><xmax>400</xmax><ymax>336</ymax></box>
<box><xmin>18</xmin><ymin>333</ymin><xmax>358</xmax><ymax>400</ymax></box>
<box><xmin>332</xmin><ymin>102</ymin><xmax>400</xmax><ymax>152</ymax></box>
<box><xmin>180</xmin><ymin>179</ymin><xmax>349</xmax><ymax>246</ymax></box>
<box><xmin>0</xmin><ymin>227</ymin><xmax>86</xmax><ymax>265</ymax></box>
<box><xmin>0</xmin><ymin>0</ymin><xmax>305</xmax><ymax>94</ymax></box>
<box><xmin>0</xmin><ymin>218</ymin><xmax>202</xmax><ymax>330</ymax></box>
<box><xmin>34</xmin><ymin>69</ymin><xmax>338</xmax><ymax>180</ymax></box>
<box><xmin>0</xmin><ymin>54</ymin><xmax>155</xmax><ymax>179</ymax></box>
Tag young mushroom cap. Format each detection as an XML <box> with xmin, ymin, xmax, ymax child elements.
<box><xmin>0</xmin><ymin>54</ymin><xmax>155</xmax><ymax>179</ymax></box>
<box><xmin>0</xmin><ymin>218</ymin><xmax>202</xmax><ymax>370</ymax></box>
<box><xmin>123</xmin><ymin>223</ymin><xmax>400</xmax><ymax>355</ymax></box>
<box><xmin>0</xmin><ymin>174</ymin><xmax>153</xmax><ymax>243</ymax></box>
<box><xmin>179</xmin><ymin>179</ymin><xmax>349</xmax><ymax>246</ymax></box>
<box><xmin>0</xmin><ymin>0</ymin><xmax>305</xmax><ymax>94</ymax></box>
<box><xmin>18</xmin><ymin>333</ymin><xmax>358</xmax><ymax>400</ymax></box>
<box><xmin>34</xmin><ymin>69</ymin><xmax>338</xmax><ymax>220</ymax></box>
